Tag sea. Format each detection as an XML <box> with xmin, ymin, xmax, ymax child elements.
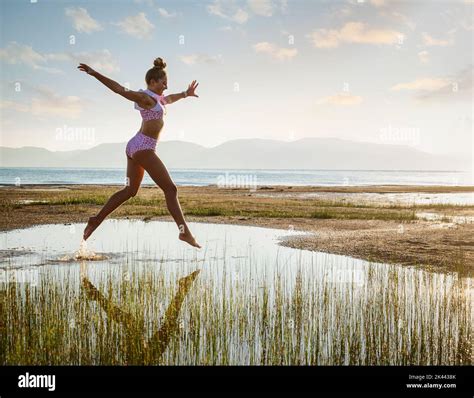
<box><xmin>0</xmin><ymin>167</ymin><xmax>472</xmax><ymax>187</ymax></box>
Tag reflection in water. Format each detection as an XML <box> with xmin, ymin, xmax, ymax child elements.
<box><xmin>80</xmin><ymin>262</ymin><xmax>200</xmax><ymax>364</ymax></box>
<box><xmin>1</xmin><ymin>220</ymin><xmax>472</xmax><ymax>365</ymax></box>
<box><xmin>147</xmin><ymin>270</ymin><xmax>200</xmax><ymax>362</ymax></box>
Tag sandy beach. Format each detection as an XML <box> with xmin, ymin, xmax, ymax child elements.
<box><xmin>1</xmin><ymin>184</ymin><xmax>473</xmax><ymax>275</ymax></box>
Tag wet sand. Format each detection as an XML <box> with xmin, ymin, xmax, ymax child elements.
<box><xmin>1</xmin><ymin>184</ymin><xmax>473</xmax><ymax>275</ymax></box>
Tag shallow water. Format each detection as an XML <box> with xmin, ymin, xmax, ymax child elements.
<box><xmin>0</xmin><ymin>220</ymin><xmax>315</xmax><ymax>292</ymax></box>
<box><xmin>1</xmin><ymin>220</ymin><xmax>472</xmax><ymax>365</ymax></box>
<box><xmin>0</xmin><ymin>220</ymin><xmax>425</xmax><ymax>291</ymax></box>
<box><xmin>254</xmin><ymin>191</ymin><xmax>474</xmax><ymax>205</ymax></box>
<box><xmin>0</xmin><ymin>219</ymin><xmax>471</xmax><ymax>307</ymax></box>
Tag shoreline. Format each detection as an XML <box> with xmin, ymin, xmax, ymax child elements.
<box><xmin>1</xmin><ymin>184</ymin><xmax>473</xmax><ymax>276</ymax></box>
<box><xmin>1</xmin><ymin>183</ymin><xmax>474</xmax><ymax>191</ymax></box>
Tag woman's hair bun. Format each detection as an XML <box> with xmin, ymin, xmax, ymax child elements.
<box><xmin>153</xmin><ymin>57</ymin><xmax>166</xmax><ymax>69</ymax></box>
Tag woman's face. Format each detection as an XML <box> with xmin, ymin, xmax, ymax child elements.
<box><xmin>149</xmin><ymin>76</ymin><xmax>168</xmax><ymax>94</ymax></box>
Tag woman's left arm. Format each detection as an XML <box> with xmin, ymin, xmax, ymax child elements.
<box><xmin>164</xmin><ymin>80</ymin><xmax>199</xmax><ymax>104</ymax></box>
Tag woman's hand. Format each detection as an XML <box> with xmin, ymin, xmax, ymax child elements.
<box><xmin>77</xmin><ymin>63</ymin><xmax>97</xmax><ymax>76</ymax></box>
<box><xmin>186</xmin><ymin>80</ymin><xmax>199</xmax><ymax>98</ymax></box>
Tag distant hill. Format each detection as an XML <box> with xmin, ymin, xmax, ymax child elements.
<box><xmin>0</xmin><ymin>137</ymin><xmax>470</xmax><ymax>171</ymax></box>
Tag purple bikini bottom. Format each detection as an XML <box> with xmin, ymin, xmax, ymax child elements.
<box><xmin>125</xmin><ymin>131</ymin><xmax>157</xmax><ymax>159</ymax></box>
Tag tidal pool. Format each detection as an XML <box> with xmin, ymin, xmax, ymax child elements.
<box><xmin>1</xmin><ymin>220</ymin><xmax>472</xmax><ymax>365</ymax></box>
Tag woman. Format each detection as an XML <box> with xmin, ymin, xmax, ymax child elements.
<box><xmin>78</xmin><ymin>57</ymin><xmax>201</xmax><ymax>248</ymax></box>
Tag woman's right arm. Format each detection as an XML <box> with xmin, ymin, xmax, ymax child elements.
<box><xmin>77</xmin><ymin>63</ymin><xmax>151</xmax><ymax>106</ymax></box>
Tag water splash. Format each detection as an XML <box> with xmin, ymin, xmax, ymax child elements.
<box><xmin>59</xmin><ymin>240</ymin><xmax>108</xmax><ymax>262</ymax></box>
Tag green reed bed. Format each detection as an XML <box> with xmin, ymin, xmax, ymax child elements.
<box><xmin>1</xmin><ymin>252</ymin><xmax>471</xmax><ymax>365</ymax></box>
<box><xmin>310</xmin><ymin>208</ymin><xmax>416</xmax><ymax>221</ymax></box>
<box><xmin>22</xmin><ymin>194</ymin><xmax>474</xmax><ymax>210</ymax></box>
<box><xmin>17</xmin><ymin>194</ymin><xmax>431</xmax><ymax>222</ymax></box>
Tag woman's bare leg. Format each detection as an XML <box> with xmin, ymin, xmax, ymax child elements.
<box><xmin>83</xmin><ymin>156</ymin><xmax>145</xmax><ymax>240</ymax></box>
<box><xmin>132</xmin><ymin>150</ymin><xmax>201</xmax><ymax>248</ymax></box>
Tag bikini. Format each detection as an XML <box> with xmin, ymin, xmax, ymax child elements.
<box><xmin>125</xmin><ymin>89</ymin><xmax>167</xmax><ymax>159</ymax></box>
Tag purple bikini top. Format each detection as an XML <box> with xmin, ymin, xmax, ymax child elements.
<box><xmin>134</xmin><ymin>88</ymin><xmax>167</xmax><ymax>121</ymax></box>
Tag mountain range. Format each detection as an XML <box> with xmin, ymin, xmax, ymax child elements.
<box><xmin>0</xmin><ymin>138</ymin><xmax>470</xmax><ymax>171</ymax></box>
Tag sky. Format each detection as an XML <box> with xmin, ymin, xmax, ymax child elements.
<box><xmin>0</xmin><ymin>0</ymin><xmax>472</xmax><ymax>156</ymax></box>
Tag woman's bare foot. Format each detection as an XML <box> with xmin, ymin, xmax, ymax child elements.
<box><xmin>179</xmin><ymin>232</ymin><xmax>201</xmax><ymax>248</ymax></box>
<box><xmin>83</xmin><ymin>216</ymin><xmax>101</xmax><ymax>240</ymax></box>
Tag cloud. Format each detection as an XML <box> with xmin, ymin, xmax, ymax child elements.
<box><xmin>114</xmin><ymin>12</ymin><xmax>154</xmax><ymax>39</ymax></box>
<box><xmin>179</xmin><ymin>54</ymin><xmax>223</xmax><ymax>65</ymax></box>
<box><xmin>247</xmin><ymin>0</ymin><xmax>274</xmax><ymax>17</ymax></box>
<box><xmin>207</xmin><ymin>0</ymin><xmax>286</xmax><ymax>23</ymax></box>
<box><xmin>57</xmin><ymin>49</ymin><xmax>120</xmax><ymax>74</ymax></box>
<box><xmin>232</xmin><ymin>8</ymin><xmax>250</xmax><ymax>23</ymax></box>
<box><xmin>439</xmin><ymin>6</ymin><xmax>474</xmax><ymax>32</ymax></box>
<box><xmin>0</xmin><ymin>42</ymin><xmax>120</xmax><ymax>75</ymax></box>
<box><xmin>207</xmin><ymin>0</ymin><xmax>249</xmax><ymax>24</ymax></box>
<box><xmin>418</xmin><ymin>50</ymin><xmax>429</xmax><ymax>64</ymax></box>
<box><xmin>158</xmin><ymin>8</ymin><xmax>177</xmax><ymax>18</ymax></box>
<box><xmin>391</xmin><ymin>78</ymin><xmax>451</xmax><ymax>92</ymax></box>
<box><xmin>316</xmin><ymin>93</ymin><xmax>363</xmax><ymax>106</ymax></box>
<box><xmin>217</xmin><ymin>24</ymin><xmax>248</xmax><ymax>36</ymax></box>
<box><xmin>253</xmin><ymin>42</ymin><xmax>297</xmax><ymax>60</ymax></box>
<box><xmin>380</xmin><ymin>10</ymin><xmax>416</xmax><ymax>31</ymax></box>
<box><xmin>421</xmin><ymin>32</ymin><xmax>454</xmax><ymax>47</ymax></box>
<box><xmin>391</xmin><ymin>66</ymin><xmax>473</xmax><ymax>102</ymax></box>
<box><xmin>0</xmin><ymin>42</ymin><xmax>45</xmax><ymax>67</ymax></box>
<box><xmin>347</xmin><ymin>0</ymin><xmax>389</xmax><ymax>6</ymax></box>
<box><xmin>415</xmin><ymin>66</ymin><xmax>473</xmax><ymax>102</ymax></box>
<box><xmin>338</xmin><ymin>6</ymin><xmax>352</xmax><ymax>17</ymax></box>
<box><xmin>369</xmin><ymin>0</ymin><xmax>388</xmax><ymax>7</ymax></box>
<box><xmin>31</xmin><ymin>87</ymin><xmax>83</xmax><ymax>119</ymax></box>
<box><xmin>0</xmin><ymin>100</ymin><xmax>29</xmax><ymax>113</ymax></box>
<box><xmin>341</xmin><ymin>1</ymin><xmax>415</xmax><ymax>31</ymax></box>
<box><xmin>307</xmin><ymin>22</ymin><xmax>402</xmax><ymax>48</ymax></box>
<box><xmin>1</xmin><ymin>85</ymin><xmax>84</xmax><ymax>119</ymax></box>
<box><xmin>65</xmin><ymin>7</ymin><xmax>103</xmax><ymax>34</ymax></box>
<box><xmin>460</xmin><ymin>18</ymin><xmax>474</xmax><ymax>31</ymax></box>
<box><xmin>0</xmin><ymin>42</ymin><xmax>62</xmax><ymax>73</ymax></box>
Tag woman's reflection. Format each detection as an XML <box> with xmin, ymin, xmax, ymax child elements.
<box><xmin>80</xmin><ymin>262</ymin><xmax>200</xmax><ymax>364</ymax></box>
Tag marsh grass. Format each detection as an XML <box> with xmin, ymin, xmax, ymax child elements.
<box><xmin>0</xmin><ymin>199</ymin><xmax>20</xmax><ymax>223</ymax></box>
<box><xmin>14</xmin><ymin>191</ymin><xmax>443</xmax><ymax>222</ymax></box>
<box><xmin>310</xmin><ymin>208</ymin><xmax>416</xmax><ymax>221</ymax></box>
<box><xmin>1</xmin><ymin>249</ymin><xmax>471</xmax><ymax>365</ymax></box>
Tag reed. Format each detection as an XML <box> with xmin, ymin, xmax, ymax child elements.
<box><xmin>1</xmin><ymin>248</ymin><xmax>471</xmax><ymax>365</ymax></box>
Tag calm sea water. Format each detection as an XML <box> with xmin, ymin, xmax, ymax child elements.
<box><xmin>0</xmin><ymin>167</ymin><xmax>472</xmax><ymax>186</ymax></box>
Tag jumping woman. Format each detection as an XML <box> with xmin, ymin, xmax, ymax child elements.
<box><xmin>78</xmin><ymin>57</ymin><xmax>201</xmax><ymax>248</ymax></box>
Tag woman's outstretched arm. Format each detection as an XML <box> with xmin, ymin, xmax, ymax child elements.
<box><xmin>77</xmin><ymin>63</ymin><xmax>151</xmax><ymax>106</ymax></box>
<box><xmin>164</xmin><ymin>80</ymin><xmax>199</xmax><ymax>104</ymax></box>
